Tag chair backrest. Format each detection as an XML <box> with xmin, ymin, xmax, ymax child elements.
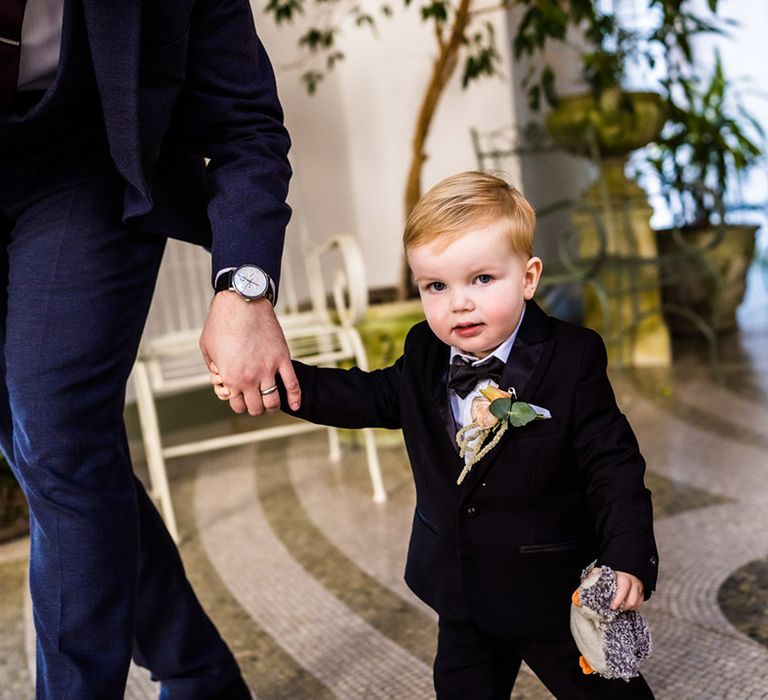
<box><xmin>144</xmin><ymin>189</ymin><xmax>328</xmax><ymax>344</ymax></box>
<box><xmin>142</xmin><ymin>240</ymin><xmax>210</xmax><ymax>342</ymax></box>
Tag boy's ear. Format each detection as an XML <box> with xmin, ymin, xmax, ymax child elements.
<box><xmin>523</xmin><ymin>256</ymin><xmax>543</xmax><ymax>300</ymax></box>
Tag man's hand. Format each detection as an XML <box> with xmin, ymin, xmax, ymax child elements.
<box><xmin>199</xmin><ymin>291</ymin><xmax>301</xmax><ymax>415</ymax></box>
<box><xmin>612</xmin><ymin>571</ymin><xmax>645</xmax><ymax>611</ymax></box>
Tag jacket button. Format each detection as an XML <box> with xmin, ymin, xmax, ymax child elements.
<box><xmin>650</xmin><ymin>555</ymin><xmax>657</xmax><ymax>566</ymax></box>
<box><xmin>465</xmin><ymin>504</ymin><xmax>479</xmax><ymax>518</ymax></box>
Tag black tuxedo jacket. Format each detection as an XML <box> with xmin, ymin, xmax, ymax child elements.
<box><xmin>79</xmin><ymin>0</ymin><xmax>291</xmax><ymax>283</ymax></box>
<box><xmin>285</xmin><ymin>300</ymin><xmax>658</xmax><ymax>639</ymax></box>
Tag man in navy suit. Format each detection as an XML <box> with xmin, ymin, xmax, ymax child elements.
<box><xmin>0</xmin><ymin>0</ymin><xmax>300</xmax><ymax>697</ymax></box>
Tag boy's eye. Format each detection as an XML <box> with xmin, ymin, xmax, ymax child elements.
<box><xmin>427</xmin><ymin>281</ymin><xmax>446</xmax><ymax>292</ymax></box>
<box><xmin>476</xmin><ymin>274</ymin><xmax>493</xmax><ymax>284</ymax></box>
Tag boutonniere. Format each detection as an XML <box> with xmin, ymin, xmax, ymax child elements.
<box><xmin>455</xmin><ymin>386</ymin><xmax>551</xmax><ymax>485</ymax></box>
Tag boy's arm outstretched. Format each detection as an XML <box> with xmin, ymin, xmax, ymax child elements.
<box><xmin>212</xmin><ymin>358</ymin><xmax>404</xmax><ymax>430</ymax></box>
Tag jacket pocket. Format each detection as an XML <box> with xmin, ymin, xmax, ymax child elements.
<box><xmin>519</xmin><ymin>538</ymin><xmax>588</xmax><ymax>554</ymax></box>
<box><xmin>416</xmin><ymin>509</ymin><xmax>439</xmax><ymax>536</ymax></box>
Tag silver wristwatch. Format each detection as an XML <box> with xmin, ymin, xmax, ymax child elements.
<box><xmin>214</xmin><ymin>265</ymin><xmax>275</xmax><ymax>303</ymax></box>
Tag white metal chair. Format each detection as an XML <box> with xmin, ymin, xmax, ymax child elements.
<box><xmin>132</xmin><ymin>233</ymin><xmax>386</xmax><ymax>542</ymax></box>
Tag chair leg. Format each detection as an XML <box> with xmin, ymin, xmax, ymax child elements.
<box><xmin>345</xmin><ymin>327</ymin><xmax>387</xmax><ymax>503</ymax></box>
<box><xmin>361</xmin><ymin>428</ymin><xmax>387</xmax><ymax>503</ymax></box>
<box><xmin>132</xmin><ymin>361</ymin><xmax>181</xmax><ymax>543</ymax></box>
<box><xmin>327</xmin><ymin>427</ymin><xmax>341</xmax><ymax>462</ymax></box>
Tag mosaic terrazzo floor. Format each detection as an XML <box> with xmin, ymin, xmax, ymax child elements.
<box><xmin>2</xmin><ymin>290</ymin><xmax>768</xmax><ymax>699</ymax></box>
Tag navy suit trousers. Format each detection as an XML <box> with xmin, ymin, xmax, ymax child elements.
<box><xmin>0</xmin><ymin>139</ymin><xmax>241</xmax><ymax>698</ymax></box>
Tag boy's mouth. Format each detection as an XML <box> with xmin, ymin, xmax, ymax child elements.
<box><xmin>454</xmin><ymin>322</ymin><xmax>483</xmax><ymax>337</ymax></box>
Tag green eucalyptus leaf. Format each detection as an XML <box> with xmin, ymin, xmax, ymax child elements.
<box><xmin>506</xmin><ymin>402</ymin><xmax>538</xmax><ymax>427</ymax></box>
<box><xmin>489</xmin><ymin>398</ymin><xmax>512</xmax><ymax>419</ymax></box>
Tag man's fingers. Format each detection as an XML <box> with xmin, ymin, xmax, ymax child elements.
<box><xmin>228</xmin><ymin>393</ymin><xmax>248</xmax><ymax>415</ymax></box>
<box><xmin>279</xmin><ymin>360</ymin><xmax>301</xmax><ymax>411</ymax></box>
<box><xmin>260</xmin><ymin>380</ymin><xmax>281</xmax><ymax>414</ymax></box>
<box><xmin>243</xmin><ymin>388</ymin><xmax>267</xmax><ymax>417</ymax></box>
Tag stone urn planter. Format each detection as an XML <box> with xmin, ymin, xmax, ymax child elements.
<box><xmin>0</xmin><ymin>458</ymin><xmax>29</xmax><ymax>542</ymax></box>
<box><xmin>655</xmin><ymin>223</ymin><xmax>759</xmax><ymax>333</ymax></box>
<box><xmin>546</xmin><ymin>90</ymin><xmax>668</xmax><ymax>159</ymax></box>
<box><xmin>545</xmin><ymin>90</ymin><xmax>673</xmax><ymax>367</ymax></box>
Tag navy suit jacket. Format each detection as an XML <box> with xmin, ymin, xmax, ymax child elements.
<box><xmin>283</xmin><ymin>300</ymin><xmax>659</xmax><ymax>640</ymax></box>
<box><xmin>81</xmin><ymin>0</ymin><xmax>291</xmax><ymax>285</ymax></box>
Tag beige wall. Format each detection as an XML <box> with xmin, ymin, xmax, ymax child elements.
<box><xmin>252</xmin><ymin>0</ymin><xmax>517</xmax><ymax>292</ymax></box>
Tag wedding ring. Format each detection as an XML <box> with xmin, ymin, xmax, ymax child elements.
<box><xmin>260</xmin><ymin>385</ymin><xmax>278</xmax><ymax>396</ymax></box>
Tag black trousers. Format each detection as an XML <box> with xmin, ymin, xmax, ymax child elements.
<box><xmin>434</xmin><ymin>618</ymin><xmax>655</xmax><ymax>700</ymax></box>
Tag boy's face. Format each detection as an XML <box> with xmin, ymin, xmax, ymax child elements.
<box><xmin>407</xmin><ymin>219</ymin><xmax>542</xmax><ymax>359</ymax></box>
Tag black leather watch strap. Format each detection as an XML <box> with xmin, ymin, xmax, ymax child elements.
<box><xmin>214</xmin><ymin>268</ymin><xmax>236</xmax><ymax>294</ymax></box>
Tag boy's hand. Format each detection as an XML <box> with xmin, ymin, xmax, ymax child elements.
<box><xmin>210</xmin><ymin>363</ymin><xmax>242</xmax><ymax>402</ymax></box>
<box><xmin>612</xmin><ymin>571</ymin><xmax>645</xmax><ymax>611</ymax></box>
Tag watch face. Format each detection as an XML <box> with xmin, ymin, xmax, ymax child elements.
<box><xmin>232</xmin><ymin>265</ymin><xmax>268</xmax><ymax>298</ymax></box>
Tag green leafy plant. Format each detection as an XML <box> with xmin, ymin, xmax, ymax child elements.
<box><xmin>264</xmin><ymin>0</ymin><xmax>505</xmax><ymax>295</ymax></box>
<box><xmin>643</xmin><ymin>53</ymin><xmax>765</xmax><ymax>228</ymax></box>
<box><xmin>508</xmin><ymin>2</ymin><xmax>765</xmax><ymax>227</ymax></box>
<box><xmin>510</xmin><ymin>0</ymin><xmax>727</xmax><ymax>111</ymax></box>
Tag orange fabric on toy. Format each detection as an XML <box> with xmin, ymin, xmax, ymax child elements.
<box><xmin>579</xmin><ymin>655</ymin><xmax>594</xmax><ymax>675</ymax></box>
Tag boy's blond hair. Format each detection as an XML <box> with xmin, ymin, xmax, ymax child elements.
<box><xmin>403</xmin><ymin>171</ymin><xmax>536</xmax><ymax>258</ymax></box>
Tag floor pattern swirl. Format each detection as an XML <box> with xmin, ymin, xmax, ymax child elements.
<box><xmin>2</xmin><ymin>320</ymin><xmax>768</xmax><ymax>698</ymax></box>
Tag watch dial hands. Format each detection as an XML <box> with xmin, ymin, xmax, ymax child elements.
<box><xmin>234</xmin><ymin>268</ymin><xmax>266</xmax><ymax>296</ymax></box>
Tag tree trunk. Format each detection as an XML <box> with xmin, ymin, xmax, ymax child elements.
<box><xmin>398</xmin><ymin>0</ymin><xmax>473</xmax><ymax>299</ymax></box>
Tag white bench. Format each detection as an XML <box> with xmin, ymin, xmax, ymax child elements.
<box><xmin>132</xmin><ymin>234</ymin><xmax>386</xmax><ymax>542</ymax></box>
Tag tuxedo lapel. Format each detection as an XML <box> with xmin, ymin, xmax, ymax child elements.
<box><xmin>499</xmin><ymin>300</ymin><xmax>553</xmax><ymax>402</ymax></box>
<box><xmin>81</xmin><ymin>0</ymin><xmax>148</xmax><ymax>201</ymax></box>
<box><xmin>428</xmin><ymin>341</ymin><xmax>461</xmax><ymax>452</ymax></box>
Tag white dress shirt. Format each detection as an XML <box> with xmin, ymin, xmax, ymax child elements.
<box><xmin>449</xmin><ymin>307</ymin><xmax>525</xmax><ymax>429</ymax></box>
<box><xmin>18</xmin><ymin>0</ymin><xmax>64</xmax><ymax>90</ymax></box>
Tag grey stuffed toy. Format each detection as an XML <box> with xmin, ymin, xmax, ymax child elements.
<box><xmin>570</xmin><ymin>564</ymin><xmax>653</xmax><ymax>681</ymax></box>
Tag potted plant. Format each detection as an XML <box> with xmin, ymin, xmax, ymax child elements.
<box><xmin>643</xmin><ymin>53</ymin><xmax>765</xmax><ymax>332</ymax></box>
<box><xmin>509</xmin><ymin>1</ymin><xmax>763</xmax><ymax>352</ymax></box>
<box><xmin>0</xmin><ymin>456</ymin><xmax>28</xmax><ymax>542</ymax></box>
<box><xmin>508</xmin><ymin>1</ymin><xmax>705</xmax><ymax>365</ymax></box>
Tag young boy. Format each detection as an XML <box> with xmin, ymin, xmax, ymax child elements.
<box><xmin>212</xmin><ymin>172</ymin><xmax>658</xmax><ymax>698</ymax></box>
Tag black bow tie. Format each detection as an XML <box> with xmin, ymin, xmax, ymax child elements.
<box><xmin>448</xmin><ymin>355</ymin><xmax>505</xmax><ymax>399</ymax></box>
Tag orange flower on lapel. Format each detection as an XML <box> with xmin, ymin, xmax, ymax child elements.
<box><xmin>455</xmin><ymin>387</ymin><xmax>551</xmax><ymax>485</ymax></box>
<box><xmin>469</xmin><ymin>396</ymin><xmax>499</xmax><ymax>429</ymax></box>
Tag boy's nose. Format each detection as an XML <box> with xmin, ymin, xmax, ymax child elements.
<box><xmin>450</xmin><ymin>290</ymin><xmax>474</xmax><ymax>311</ymax></box>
